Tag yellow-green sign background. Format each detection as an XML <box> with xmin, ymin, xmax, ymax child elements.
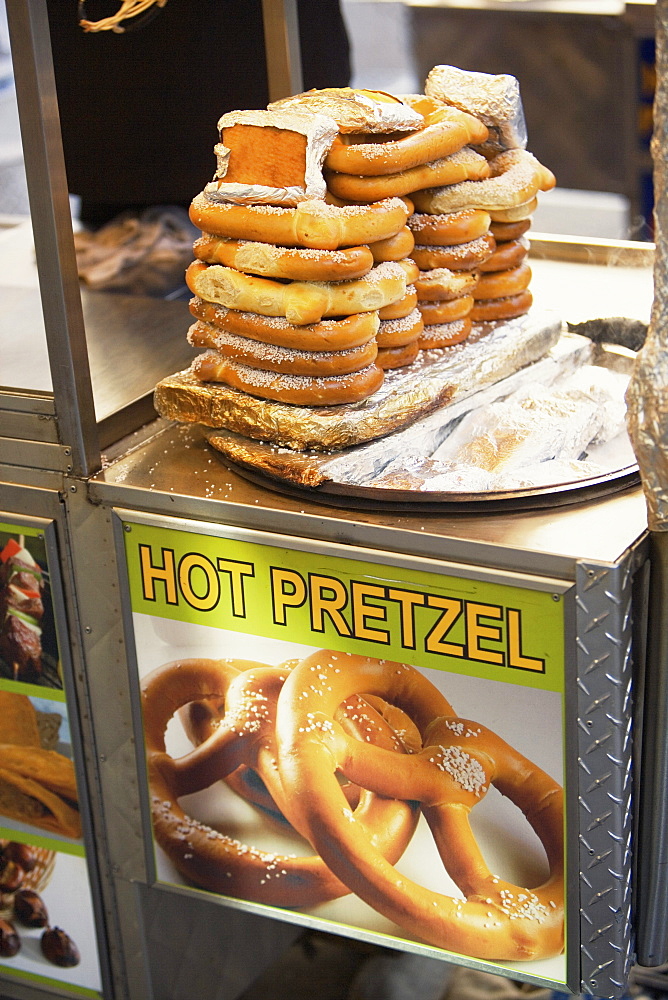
<box><xmin>123</xmin><ymin>521</ymin><xmax>565</xmax><ymax>694</ymax></box>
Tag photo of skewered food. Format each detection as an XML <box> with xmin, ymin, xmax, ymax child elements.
<box><xmin>0</xmin><ymin>532</ymin><xmax>61</xmax><ymax>689</ymax></box>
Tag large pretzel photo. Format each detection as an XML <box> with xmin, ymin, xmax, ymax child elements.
<box><xmin>141</xmin><ymin>650</ymin><xmax>564</xmax><ymax>963</ymax></box>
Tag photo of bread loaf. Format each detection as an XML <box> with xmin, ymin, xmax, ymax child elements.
<box><xmin>0</xmin><ymin>692</ymin><xmax>81</xmax><ymax>841</ymax></box>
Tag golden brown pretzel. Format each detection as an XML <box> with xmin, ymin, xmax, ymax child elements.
<box><xmin>419</xmin><ymin>317</ymin><xmax>472</xmax><ymax>350</ymax></box>
<box><xmin>191</xmin><ymin>354</ymin><xmax>385</xmax><ymax>406</ymax></box>
<box><xmin>376</xmin><ymin>309</ymin><xmax>424</xmax><ymax>348</ymax></box>
<box><xmin>414</xmin><ymin>268</ymin><xmax>479</xmax><ymax>302</ymax></box>
<box><xmin>193</xmin><ymin>234</ymin><xmax>375</xmax><ymax>282</ymax></box>
<box><xmin>326</xmin><ymin>147</ymin><xmax>491</xmax><ymax>203</ymax></box>
<box><xmin>488</xmin><ymin>198</ymin><xmax>538</xmax><ymax>223</ymax></box>
<box><xmin>473</xmin><ymin>262</ymin><xmax>532</xmax><ymax>300</ymax></box>
<box><xmin>489</xmin><ymin>218</ymin><xmax>531</xmax><ymax>243</ymax></box>
<box><xmin>408</xmin><ymin>209</ymin><xmax>491</xmax><ymax>247</ymax></box>
<box><xmin>189</xmin><ymin>193</ymin><xmax>410</xmax><ymax>250</ymax></box>
<box><xmin>418</xmin><ymin>297</ymin><xmax>474</xmax><ymax>326</ymax></box>
<box><xmin>186</xmin><ymin>260</ymin><xmax>408</xmax><ymax>326</ymax></box>
<box><xmin>411</xmin><ymin>150</ymin><xmax>555</xmax><ymax>215</ymax></box>
<box><xmin>471</xmin><ymin>290</ymin><xmax>533</xmax><ymax>322</ymax></box>
<box><xmin>369</xmin><ymin>226</ymin><xmax>415</xmax><ymax>263</ymax></box>
<box><xmin>378</xmin><ymin>286</ymin><xmax>418</xmax><ymax>320</ymax></box>
<box><xmin>189</xmin><ymin>298</ymin><xmax>379</xmax><ymax>352</ymax></box>
<box><xmin>181</xmin><ymin>666</ymin><xmax>420</xmax><ymax>819</ymax></box>
<box><xmin>478</xmin><ymin>237</ymin><xmax>528</xmax><ymax>273</ymax></box>
<box><xmin>275</xmin><ymin>650</ymin><xmax>564</xmax><ymax>960</ymax></box>
<box><xmin>142</xmin><ymin>658</ymin><xmax>419</xmax><ymax>906</ymax></box>
<box><xmin>411</xmin><ymin>232</ymin><xmax>496</xmax><ymax>272</ymax></box>
<box><xmin>377</xmin><ymin>341</ymin><xmax>420</xmax><ymax>369</ymax></box>
<box><xmin>189</xmin><ymin>336</ymin><xmax>378</xmax><ymax>378</ymax></box>
<box><xmin>324</xmin><ymin>105</ymin><xmax>489</xmax><ymax>176</ymax></box>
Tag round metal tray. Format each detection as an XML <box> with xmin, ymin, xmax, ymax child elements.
<box><xmin>224</xmin><ymin>456</ymin><xmax>640</xmax><ymax>514</ymax></box>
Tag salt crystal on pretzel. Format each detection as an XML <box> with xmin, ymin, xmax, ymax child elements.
<box><xmin>425</xmin><ymin>64</ymin><xmax>527</xmax><ymax>152</ymax></box>
<box><xmin>205</xmin><ymin>108</ymin><xmax>338</xmax><ymax>207</ymax></box>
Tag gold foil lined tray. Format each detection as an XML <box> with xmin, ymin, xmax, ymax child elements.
<box><xmin>155</xmin><ymin>311</ymin><xmax>561</xmax><ymax>454</ymax></box>
<box><xmin>202</xmin><ymin>334</ymin><xmax>639</xmax><ymax>511</ymax></box>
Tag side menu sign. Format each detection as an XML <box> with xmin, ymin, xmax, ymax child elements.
<box><xmin>0</xmin><ymin>517</ymin><xmax>103</xmax><ymax>997</ymax></box>
<box><xmin>120</xmin><ymin>513</ymin><xmax>573</xmax><ymax>991</ymax></box>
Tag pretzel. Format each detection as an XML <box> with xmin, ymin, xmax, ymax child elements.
<box><xmin>378</xmin><ymin>286</ymin><xmax>418</xmax><ymax>320</ymax></box>
<box><xmin>180</xmin><ymin>665</ymin><xmax>420</xmax><ymax>820</ymax></box>
<box><xmin>411</xmin><ymin>232</ymin><xmax>496</xmax><ymax>272</ymax></box>
<box><xmin>324</xmin><ymin>105</ymin><xmax>489</xmax><ymax>176</ymax></box>
<box><xmin>418</xmin><ymin>297</ymin><xmax>475</xmax><ymax>326</ymax></box>
<box><xmin>415</xmin><ymin>267</ymin><xmax>480</xmax><ymax>302</ymax></box>
<box><xmin>418</xmin><ymin>317</ymin><xmax>472</xmax><ymax>350</ymax></box>
<box><xmin>275</xmin><ymin>650</ymin><xmax>564</xmax><ymax>960</ymax></box>
<box><xmin>489</xmin><ymin>218</ymin><xmax>531</xmax><ymax>243</ymax></box>
<box><xmin>186</xmin><ymin>260</ymin><xmax>408</xmax><ymax>326</ymax></box>
<box><xmin>325</xmin><ymin>147</ymin><xmax>491</xmax><ymax>203</ymax></box>
<box><xmin>471</xmin><ymin>291</ymin><xmax>533</xmax><ymax>322</ymax></box>
<box><xmin>411</xmin><ymin>150</ymin><xmax>555</xmax><ymax>215</ymax></box>
<box><xmin>189</xmin><ymin>193</ymin><xmax>410</xmax><ymax>250</ymax></box>
<box><xmin>478</xmin><ymin>238</ymin><xmax>528</xmax><ymax>273</ymax></box>
<box><xmin>473</xmin><ymin>262</ymin><xmax>531</xmax><ymax>300</ymax></box>
<box><xmin>377</xmin><ymin>341</ymin><xmax>420</xmax><ymax>369</ymax></box>
<box><xmin>414</xmin><ymin>268</ymin><xmax>479</xmax><ymax>302</ymax></box>
<box><xmin>408</xmin><ymin>210</ymin><xmax>491</xmax><ymax>247</ymax></box>
<box><xmin>189</xmin><ymin>298</ymin><xmax>379</xmax><ymax>352</ymax></box>
<box><xmin>190</xmin><ymin>354</ymin><xmax>385</xmax><ymax>406</ymax></box>
<box><xmin>142</xmin><ymin>658</ymin><xmax>419</xmax><ymax>906</ymax></box>
<box><xmin>193</xmin><ymin>235</ymin><xmax>375</xmax><ymax>283</ymax></box>
<box><xmin>488</xmin><ymin>198</ymin><xmax>538</xmax><ymax>224</ymax></box>
<box><xmin>189</xmin><ymin>336</ymin><xmax>378</xmax><ymax>378</ymax></box>
<box><xmin>376</xmin><ymin>309</ymin><xmax>424</xmax><ymax>348</ymax></box>
<box><xmin>369</xmin><ymin>227</ymin><xmax>415</xmax><ymax>263</ymax></box>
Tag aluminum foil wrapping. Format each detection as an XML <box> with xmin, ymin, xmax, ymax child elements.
<box><xmin>154</xmin><ymin>311</ymin><xmax>562</xmax><ymax>482</ymax></box>
<box><xmin>626</xmin><ymin>2</ymin><xmax>668</xmax><ymax>531</ymax></box>
<box><xmin>207</xmin><ymin>109</ymin><xmax>338</xmax><ymax>206</ymax></box>
<box><xmin>203</xmin><ymin>179</ymin><xmax>319</xmax><ymax>207</ymax></box>
<box><xmin>425</xmin><ymin>65</ymin><xmax>527</xmax><ymax>151</ymax></box>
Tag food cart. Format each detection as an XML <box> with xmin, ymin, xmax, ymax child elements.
<box><xmin>0</xmin><ymin>2</ymin><xmax>665</xmax><ymax>998</ymax></box>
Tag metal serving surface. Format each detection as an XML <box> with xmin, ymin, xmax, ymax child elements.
<box><xmin>91</xmin><ymin>418</ymin><xmax>648</xmax><ymax>577</ymax></box>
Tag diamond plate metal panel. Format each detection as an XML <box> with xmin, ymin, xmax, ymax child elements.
<box><xmin>576</xmin><ymin>557</ymin><xmax>638</xmax><ymax>998</ymax></box>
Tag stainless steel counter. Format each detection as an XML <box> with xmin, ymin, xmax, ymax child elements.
<box><xmin>90</xmin><ymin>418</ymin><xmax>648</xmax><ymax>580</ymax></box>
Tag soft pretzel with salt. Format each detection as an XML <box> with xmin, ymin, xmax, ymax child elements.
<box><xmin>275</xmin><ymin>650</ymin><xmax>564</xmax><ymax>961</ymax></box>
<box><xmin>186</xmin><ymin>259</ymin><xmax>408</xmax><ymax>326</ymax></box>
<box><xmin>326</xmin><ymin>147</ymin><xmax>490</xmax><ymax>203</ymax></box>
<box><xmin>191</xmin><ymin>353</ymin><xmax>385</xmax><ymax>406</ymax></box>
<box><xmin>324</xmin><ymin>105</ymin><xmax>489</xmax><ymax>176</ymax></box>
<box><xmin>411</xmin><ymin>149</ymin><xmax>555</xmax><ymax>215</ymax></box>
<box><xmin>193</xmin><ymin>235</ymin><xmax>375</xmax><ymax>283</ymax></box>
<box><xmin>142</xmin><ymin>658</ymin><xmax>419</xmax><ymax>906</ymax></box>
<box><xmin>408</xmin><ymin>209</ymin><xmax>491</xmax><ymax>247</ymax></box>
<box><xmin>189</xmin><ymin>335</ymin><xmax>378</xmax><ymax>378</ymax></box>
<box><xmin>189</xmin><ymin>298</ymin><xmax>380</xmax><ymax>352</ymax></box>
<box><xmin>411</xmin><ymin>232</ymin><xmax>496</xmax><ymax>272</ymax></box>
<box><xmin>190</xmin><ymin>193</ymin><xmax>410</xmax><ymax>250</ymax></box>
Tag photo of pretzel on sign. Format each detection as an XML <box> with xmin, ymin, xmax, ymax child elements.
<box><xmin>141</xmin><ymin>648</ymin><xmax>564</xmax><ymax>966</ymax></box>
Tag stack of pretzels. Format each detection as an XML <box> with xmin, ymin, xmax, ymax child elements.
<box><xmin>142</xmin><ymin>650</ymin><xmax>564</xmax><ymax>963</ymax></box>
<box><xmin>181</xmin><ymin>77</ymin><xmax>555</xmax><ymax>408</ymax></box>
